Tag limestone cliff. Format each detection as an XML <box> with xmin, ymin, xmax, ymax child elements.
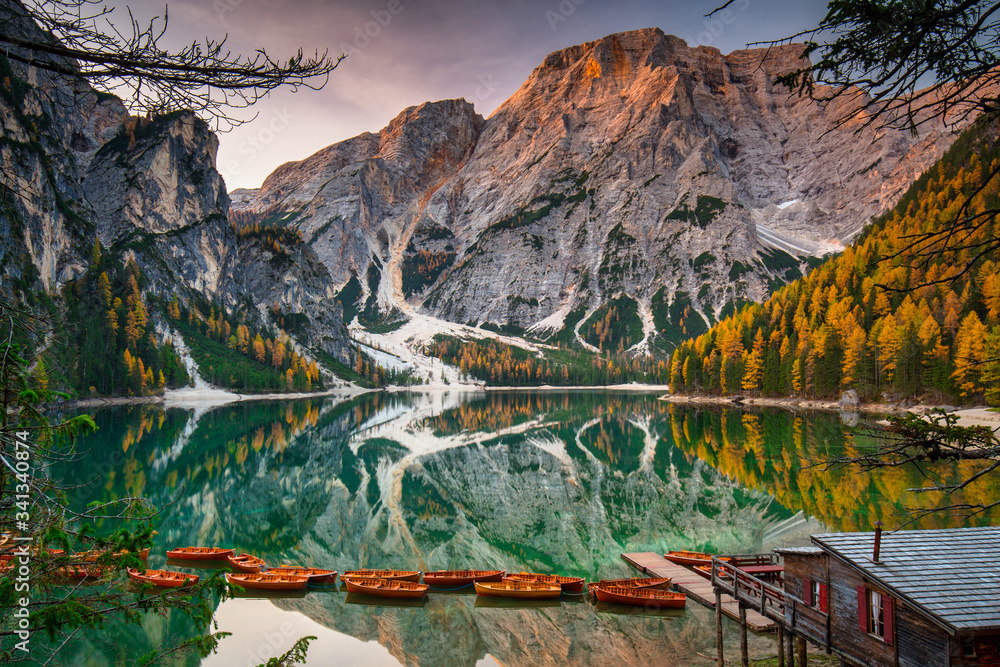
<box><xmin>0</xmin><ymin>0</ymin><xmax>353</xmax><ymax>370</ymax></box>
<box><xmin>233</xmin><ymin>29</ymin><xmax>963</xmax><ymax>349</ymax></box>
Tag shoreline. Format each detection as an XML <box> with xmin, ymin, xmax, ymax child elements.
<box><xmin>52</xmin><ymin>382</ymin><xmax>671</xmax><ymax>410</ymax></box>
<box><xmin>50</xmin><ymin>385</ymin><xmax>373</xmax><ymax>411</ymax></box>
<box><xmin>658</xmin><ymin>394</ymin><xmax>890</xmax><ymax>414</ymax></box>
<box><xmin>485</xmin><ymin>383</ymin><xmax>673</xmax><ymax>392</ymax></box>
<box><xmin>659</xmin><ymin>394</ymin><xmax>1000</xmax><ymax>431</ymax></box>
<box><xmin>49</xmin><ymin>386</ymin><xmax>1000</xmax><ymax>432</ymax></box>
<box><xmin>385</xmin><ymin>383</ymin><xmax>674</xmax><ymax>393</ymax></box>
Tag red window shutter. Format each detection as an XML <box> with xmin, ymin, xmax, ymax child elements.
<box><xmin>803</xmin><ymin>578</ymin><xmax>813</xmax><ymax>606</ymax></box>
<box><xmin>884</xmin><ymin>596</ymin><xmax>894</xmax><ymax>645</ymax></box>
<box><xmin>819</xmin><ymin>583</ymin><xmax>828</xmax><ymax>613</ymax></box>
<box><xmin>857</xmin><ymin>586</ymin><xmax>868</xmax><ymax>632</ymax></box>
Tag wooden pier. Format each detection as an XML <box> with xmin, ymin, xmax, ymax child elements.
<box><xmin>621</xmin><ymin>553</ymin><xmax>777</xmax><ymax>632</ymax></box>
<box><xmin>710</xmin><ymin>557</ymin><xmax>834</xmax><ymax>666</ymax></box>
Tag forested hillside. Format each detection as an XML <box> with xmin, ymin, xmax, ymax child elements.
<box><xmin>46</xmin><ymin>243</ymin><xmax>190</xmax><ymax>397</ymax></box>
<box><xmin>668</xmin><ymin>123</ymin><xmax>1000</xmax><ymax>405</ymax></box>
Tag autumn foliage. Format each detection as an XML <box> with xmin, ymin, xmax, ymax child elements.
<box><xmin>669</xmin><ymin>123</ymin><xmax>1000</xmax><ymax>405</ymax></box>
<box><xmin>170</xmin><ymin>298</ymin><xmax>321</xmax><ymax>392</ymax></box>
<box><xmin>56</xmin><ymin>245</ymin><xmax>189</xmax><ymax>396</ymax></box>
<box><xmin>426</xmin><ymin>335</ymin><xmax>670</xmax><ymax>386</ymax></box>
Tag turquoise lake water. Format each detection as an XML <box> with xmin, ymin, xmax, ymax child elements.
<box><xmin>46</xmin><ymin>390</ymin><xmax>998</xmax><ymax>666</ymax></box>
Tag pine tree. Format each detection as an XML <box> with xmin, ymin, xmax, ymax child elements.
<box><xmin>741</xmin><ymin>329</ymin><xmax>765</xmax><ymax>394</ymax></box>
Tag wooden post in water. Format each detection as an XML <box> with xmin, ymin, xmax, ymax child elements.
<box><xmin>797</xmin><ymin>637</ymin><xmax>807</xmax><ymax>666</ymax></box>
<box><xmin>739</xmin><ymin>603</ymin><xmax>749</xmax><ymax>667</ymax></box>
<box><xmin>715</xmin><ymin>589</ymin><xmax>724</xmax><ymax>667</ymax></box>
<box><xmin>777</xmin><ymin>624</ymin><xmax>785</xmax><ymax>667</ymax></box>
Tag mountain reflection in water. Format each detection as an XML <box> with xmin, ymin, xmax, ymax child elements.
<box><xmin>50</xmin><ymin>391</ymin><xmax>998</xmax><ymax>666</ymax></box>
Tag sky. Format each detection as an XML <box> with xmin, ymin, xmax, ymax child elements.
<box><xmin>119</xmin><ymin>0</ymin><xmax>831</xmax><ymax>190</ymax></box>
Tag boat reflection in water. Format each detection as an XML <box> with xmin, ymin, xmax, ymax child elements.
<box><xmin>474</xmin><ymin>596</ymin><xmax>563</xmax><ymax>610</ymax></box>
<box><xmin>345</xmin><ymin>592</ymin><xmax>427</xmax><ymax>609</ymax></box>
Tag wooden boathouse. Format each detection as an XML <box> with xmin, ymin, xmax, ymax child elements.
<box><xmin>711</xmin><ymin>525</ymin><xmax>1000</xmax><ymax>667</ymax></box>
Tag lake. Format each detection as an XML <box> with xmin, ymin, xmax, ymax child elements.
<box><xmin>46</xmin><ymin>390</ymin><xmax>999</xmax><ymax>666</ymax></box>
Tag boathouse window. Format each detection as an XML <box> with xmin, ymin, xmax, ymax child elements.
<box><xmin>962</xmin><ymin>637</ymin><xmax>976</xmax><ymax>658</ymax></box>
<box><xmin>857</xmin><ymin>586</ymin><xmax>894</xmax><ymax>645</ymax></box>
<box><xmin>869</xmin><ymin>590</ymin><xmax>885</xmax><ymax>637</ymax></box>
<box><xmin>802</xmin><ymin>577</ymin><xmax>827</xmax><ymax>612</ymax></box>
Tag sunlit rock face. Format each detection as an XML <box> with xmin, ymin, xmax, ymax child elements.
<box><xmin>84</xmin><ymin>112</ymin><xmax>233</xmax><ymax>294</ymax></box>
<box><xmin>233</xmin><ymin>28</ymin><xmax>961</xmax><ymax>346</ymax></box>
<box><xmin>0</xmin><ymin>0</ymin><xmax>352</xmax><ymax>361</ymax></box>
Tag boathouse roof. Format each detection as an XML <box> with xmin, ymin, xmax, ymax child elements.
<box><xmin>812</xmin><ymin>525</ymin><xmax>1000</xmax><ymax>633</ymax></box>
<box><xmin>774</xmin><ymin>546</ymin><xmax>823</xmax><ymax>556</ymax></box>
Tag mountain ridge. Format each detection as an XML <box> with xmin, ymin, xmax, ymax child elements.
<box><xmin>232</xmin><ymin>27</ymin><xmax>966</xmax><ymax>352</ymax></box>
<box><xmin>0</xmin><ymin>14</ymin><xmax>975</xmax><ymax>395</ymax></box>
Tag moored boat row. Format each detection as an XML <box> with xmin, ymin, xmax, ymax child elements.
<box><xmin>40</xmin><ymin>542</ymin><xmax>689</xmax><ymax>608</ymax></box>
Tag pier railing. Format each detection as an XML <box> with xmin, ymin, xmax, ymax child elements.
<box><xmin>726</xmin><ymin>553</ymin><xmax>782</xmax><ymax>568</ymax></box>
<box><xmin>710</xmin><ymin>557</ymin><xmax>829</xmax><ymax>649</ymax></box>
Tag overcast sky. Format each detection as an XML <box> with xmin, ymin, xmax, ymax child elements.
<box><xmin>120</xmin><ymin>0</ymin><xmax>831</xmax><ymax>190</ymax></box>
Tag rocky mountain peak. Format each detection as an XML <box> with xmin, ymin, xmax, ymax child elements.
<box><xmin>246</xmin><ymin>99</ymin><xmax>484</xmax><ymax>217</ymax></box>
<box><xmin>230</xmin><ymin>29</ymin><xmax>966</xmax><ymax>352</ymax></box>
<box><xmin>376</xmin><ymin>98</ymin><xmax>484</xmax><ymax>170</ymax></box>
<box><xmin>510</xmin><ymin>29</ymin><xmax>807</xmax><ymax>113</ymax></box>
<box><xmin>86</xmin><ymin>111</ymin><xmax>228</xmax><ymax>244</ymax></box>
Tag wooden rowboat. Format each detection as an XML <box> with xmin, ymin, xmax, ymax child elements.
<box><xmin>586</xmin><ymin>577</ymin><xmax>671</xmax><ymax>594</ymax></box>
<box><xmin>267</xmin><ymin>566</ymin><xmax>337</xmax><ymax>583</ymax></box>
<box><xmin>504</xmin><ymin>572</ymin><xmax>585</xmax><ymax>593</ymax></box>
<box><xmin>167</xmin><ymin>547</ymin><xmax>235</xmax><ymax>560</ymax></box>
<box><xmin>593</xmin><ymin>586</ymin><xmax>687</xmax><ymax>608</ymax></box>
<box><xmin>342</xmin><ymin>569</ymin><xmax>421</xmax><ymax>583</ymax></box>
<box><xmin>227</xmin><ymin>553</ymin><xmax>266</xmax><ymax>573</ymax></box>
<box><xmin>422</xmin><ymin>570</ymin><xmax>505</xmax><ymax>587</ymax></box>
<box><xmin>57</xmin><ymin>565</ymin><xmax>107</xmax><ymax>580</ymax></box>
<box><xmin>128</xmin><ymin>568</ymin><xmax>198</xmax><ymax>588</ymax></box>
<box><xmin>664</xmin><ymin>550</ymin><xmax>731</xmax><ymax>567</ymax></box>
<box><xmin>79</xmin><ymin>547</ymin><xmax>151</xmax><ymax>562</ymax></box>
<box><xmin>693</xmin><ymin>565</ymin><xmax>713</xmax><ymax>579</ymax></box>
<box><xmin>343</xmin><ymin>577</ymin><xmax>428</xmax><ymax>599</ymax></box>
<box><xmin>226</xmin><ymin>573</ymin><xmax>308</xmax><ymax>591</ymax></box>
<box><xmin>475</xmin><ymin>580</ymin><xmax>562</xmax><ymax>599</ymax></box>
